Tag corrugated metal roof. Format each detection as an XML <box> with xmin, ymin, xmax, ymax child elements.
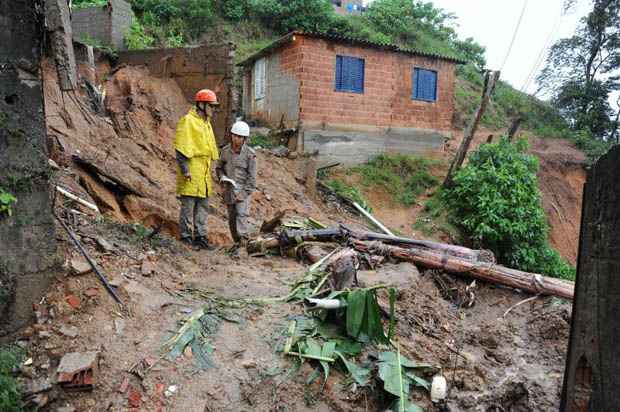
<box><xmin>237</xmin><ymin>31</ymin><xmax>467</xmax><ymax>66</ymax></box>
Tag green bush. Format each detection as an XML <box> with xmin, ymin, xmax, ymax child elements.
<box><xmin>444</xmin><ymin>138</ymin><xmax>575</xmax><ymax>280</ymax></box>
<box><xmin>570</xmin><ymin>130</ymin><xmax>613</xmax><ymax>165</ymax></box>
<box><xmin>354</xmin><ymin>154</ymin><xmax>439</xmax><ymax>206</ymax></box>
<box><xmin>0</xmin><ymin>347</ymin><xmax>23</xmax><ymax>412</ymax></box>
<box><xmin>125</xmin><ymin>20</ymin><xmax>155</xmax><ymax>50</ymax></box>
<box><xmin>0</xmin><ymin>188</ymin><xmax>17</xmax><ymax>218</ymax></box>
<box><xmin>72</xmin><ymin>0</ymin><xmax>108</xmax><ymax>9</ymax></box>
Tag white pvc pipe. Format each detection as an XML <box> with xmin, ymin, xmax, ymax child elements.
<box><xmin>304</xmin><ymin>298</ymin><xmax>343</xmax><ymax>310</ymax></box>
<box><xmin>56</xmin><ymin>186</ymin><xmax>100</xmax><ymax>213</ymax></box>
<box><xmin>352</xmin><ymin>202</ymin><xmax>394</xmax><ymax>236</ymax></box>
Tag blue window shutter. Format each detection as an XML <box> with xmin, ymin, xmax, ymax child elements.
<box><xmin>335</xmin><ymin>56</ymin><xmax>343</xmax><ymax>90</ymax></box>
<box><xmin>412</xmin><ymin>68</ymin><xmax>437</xmax><ymax>101</ymax></box>
<box><xmin>355</xmin><ymin>58</ymin><xmax>364</xmax><ymax>92</ymax></box>
<box><xmin>335</xmin><ymin>55</ymin><xmax>365</xmax><ymax>93</ymax></box>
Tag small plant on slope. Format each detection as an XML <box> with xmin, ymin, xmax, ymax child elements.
<box><xmin>444</xmin><ymin>138</ymin><xmax>575</xmax><ymax>280</ymax></box>
<box><xmin>0</xmin><ymin>188</ymin><xmax>17</xmax><ymax>218</ymax></box>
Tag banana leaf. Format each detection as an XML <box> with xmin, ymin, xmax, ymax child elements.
<box><xmin>334</xmin><ymin>351</ymin><xmax>371</xmax><ymax>386</ymax></box>
<box><xmin>378</xmin><ymin>349</ymin><xmax>434</xmax><ymax>412</ymax></box>
<box><xmin>345</xmin><ymin>289</ymin><xmax>390</xmax><ymax>344</ymax></box>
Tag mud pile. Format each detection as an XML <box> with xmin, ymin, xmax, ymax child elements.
<box><xmin>44</xmin><ymin>59</ymin><xmax>330</xmax><ymax>244</ymax></box>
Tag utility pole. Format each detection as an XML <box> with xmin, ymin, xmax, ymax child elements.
<box><xmin>561</xmin><ymin>145</ymin><xmax>620</xmax><ymax>411</ymax></box>
<box><xmin>507</xmin><ymin>117</ymin><xmax>522</xmax><ymax>141</ymax></box>
<box><xmin>0</xmin><ymin>0</ymin><xmax>59</xmax><ymax>336</ymax></box>
<box><xmin>443</xmin><ymin>70</ymin><xmax>500</xmax><ymax>188</ymax></box>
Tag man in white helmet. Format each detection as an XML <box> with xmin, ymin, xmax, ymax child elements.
<box><xmin>216</xmin><ymin>121</ymin><xmax>256</xmax><ymax>257</ymax></box>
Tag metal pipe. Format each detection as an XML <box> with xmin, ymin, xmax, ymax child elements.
<box><xmin>55</xmin><ymin>215</ymin><xmax>123</xmax><ymax>305</ymax></box>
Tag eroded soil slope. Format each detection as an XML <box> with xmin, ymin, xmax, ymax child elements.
<box><xmin>14</xmin><ymin>59</ymin><xmax>578</xmax><ymax>411</ymax></box>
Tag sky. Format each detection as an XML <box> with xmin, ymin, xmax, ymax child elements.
<box><xmin>365</xmin><ymin>0</ymin><xmax>591</xmax><ymax>96</ymax></box>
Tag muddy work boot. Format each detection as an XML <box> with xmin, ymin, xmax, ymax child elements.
<box><xmin>230</xmin><ymin>239</ymin><xmax>248</xmax><ymax>260</ymax></box>
<box><xmin>194</xmin><ymin>236</ymin><xmax>215</xmax><ymax>251</ymax></box>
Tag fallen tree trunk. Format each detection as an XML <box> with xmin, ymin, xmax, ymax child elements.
<box><xmin>353</xmin><ymin>241</ymin><xmax>574</xmax><ymax>300</ymax></box>
<box><xmin>352</xmin><ymin>230</ymin><xmax>494</xmax><ymax>262</ymax></box>
<box><xmin>280</xmin><ymin>227</ymin><xmax>494</xmax><ymax>262</ymax></box>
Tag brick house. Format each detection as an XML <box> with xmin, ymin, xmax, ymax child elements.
<box><xmin>71</xmin><ymin>0</ymin><xmax>134</xmax><ymax>50</ymax></box>
<box><xmin>238</xmin><ymin>32</ymin><xmax>464</xmax><ymax>165</ymax></box>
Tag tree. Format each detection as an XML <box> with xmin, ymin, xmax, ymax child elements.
<box><xmin>251</xmin><ymin>0</ymin><xmax>337</xmax><ymax>34</ymax></box>
<box><xmin>364</xmin><ymin>0</ymin><xmax>486</xmax><ymax>67</ymax></box>
<box><xmin>538</xmin><ymin>0</ymin><xmax>620</xmax><ymax>139</ymax></box>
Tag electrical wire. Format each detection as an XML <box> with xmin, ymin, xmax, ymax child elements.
<box><xmin>500</xmin><ymin>0</ymin><xmax>529</xmax><ymax>72</ymax></box>
<box><xmin>520</xmin><ymin>2</ymin><xmax>563</xmax><ymax>93</ymax></box>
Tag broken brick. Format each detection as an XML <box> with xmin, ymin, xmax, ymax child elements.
<box><xmin>65</xmin><ymin>295</ymin><xmax>81</xmax><ymax>309</ymax></box>
<box><xmin>128</xmin><ymin>390</ymin><xmax>142</xmax><ymax>408</ymax></box>
<box><xmin>70</xmin><ymin>258</ymin><xmax>92</xmax><ymax>275</ymax></box>
<box><xmin>155</xmin><ymin>382</ymin><xmax>165</xmax><ymax>396</ymax></box>
<box><xmin>118</xmin><ymin>376</ymin><xmax>129</xmax><ymax>394</ymax></box>
<box><xmin>57</xmin><ymin>352</ymin><xmax>98</xmax><ymax>391</ymax></box>
<box><xmin>84</xmin><ymin>288</ymin><xmax>99</xmax><ymax>297</ymax></box>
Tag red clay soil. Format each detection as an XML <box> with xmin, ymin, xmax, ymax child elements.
<box><xmin>20</xmin><ymin>58</ymin><xmax>580</xmax><ymax>411</ymax></box>
<box><xmin>44</xmin><ymin>59</ymin><xmax>333</xmax><ymax>245</ymax></box>
<box><xmin>344</xmin><ymin>129</ymin><xmax>587</xmax><ymax>266</ymax></box>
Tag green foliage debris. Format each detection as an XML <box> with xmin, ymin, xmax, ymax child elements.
<box><xmin>0</xmin><ymin>346</ymin><xmax>24</xmax><ymax>412</ymax></box>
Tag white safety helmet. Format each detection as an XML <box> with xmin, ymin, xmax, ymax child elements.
<box><xmin>230</xmin><ymin>121</ymin><xmax>250</xmax><ymax>138</ymax></box>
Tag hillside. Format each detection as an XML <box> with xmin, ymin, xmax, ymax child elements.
<box><xmin>6</xmin><ymin>55</ymin><xmax>573</xmax><ymax>412</ymax></box>
<box><xmin>2</xmin><ymin>2</ymin><xmax>590</xmax><ymax>411</ymax></box>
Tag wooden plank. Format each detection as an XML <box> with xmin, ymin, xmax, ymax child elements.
<box><xmin>443</xmin><ymin>70</ymin><xmax>500</xmax><ymax>188</ymax></box>
<box><xmin>561</xmin><ymin>145</ymin><xmax>620</xmax><ymax>411</ymax></box>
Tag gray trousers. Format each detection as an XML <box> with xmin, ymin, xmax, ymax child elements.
<box><xmin>179</xmin><ymin>196</ymin><xmax>209</xmax><ymax>239</ymax></box>
<box><xmin>227</xmin><ymin>198</ymin><xmax>250</xmax><ymax>243</ymax></box>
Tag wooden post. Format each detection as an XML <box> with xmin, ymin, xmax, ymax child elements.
<box><xmin>443</xmin><ymin>70</ymin><xmax>500</xmax><ymax>188</ymax></box>
<box><xmin>507</xmin><ymin>117</ymin><xmax>522</xmax><ymax>141</ymax></box>
<box><xmin>561</xmin><ymin>145</ymin><xmax>620</xmax><ymax>411</ymax></box>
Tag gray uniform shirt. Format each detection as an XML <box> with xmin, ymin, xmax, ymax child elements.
<box><xmin>216</xmin><ymin>144</ymin><xmax>257</xmax><ymax>204</ymax></box>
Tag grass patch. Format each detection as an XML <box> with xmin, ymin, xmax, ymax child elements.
<box><xmin>0</xmin><ymin>346</ymin><xmax>24</xmax><ymax>412</ymax></box>
<box><xmin>455</xmin><ymin>64</ymin><xmax>570</xmax><ymax>138</ymax></box>
<box><xmin>353</xmin><ymin>154</ymin><xmax>440</xmax><ymax>206</ymax></box>
<box><xmin>324</xmin><ymin>179</ymin><xmax>372</xmax><ymax>212</ymax></box>
<box><xmin>248</xmin><ymin>133</ymin><xmax>279</xmax><ymax>149</ymax></box>
<box><xmin>412</xmin><ymin>192</ymin><xmax>463</xmax><ymax>243</ymax></box>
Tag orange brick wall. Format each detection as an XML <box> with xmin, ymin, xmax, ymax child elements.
<box><xmin>296</xmin><ymin>36</ymin><xmax>456</xmax><ymax>131</ymax></box>
<box><xmin>244</xmin><ymin>35</ymin><xmax>456</xmax><ymax>131</ymax></box>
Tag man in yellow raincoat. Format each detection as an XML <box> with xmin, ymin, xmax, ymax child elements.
<box><xmin>175</xmin><ymin>89</ymin><xmax>220</xmax><ymax>250</ymax></box>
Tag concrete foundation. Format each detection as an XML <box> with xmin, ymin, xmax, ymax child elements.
<box><xmin>303</xmin><ymin>127</ymin><xmax>448</xmax><ymax>166</ymax></box>
<box><xmin>0</xmin><ymin>0</ymin><xmax>59</xmax><ymax>336</ymax></box>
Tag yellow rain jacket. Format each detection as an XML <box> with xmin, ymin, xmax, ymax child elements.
<box><xmin>175</xmin><ymin>108</ymin><xmax>219</xmax><ymax>198</ymax></box>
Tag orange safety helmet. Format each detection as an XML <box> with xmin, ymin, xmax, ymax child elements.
<box><xmin>195</xmin><ymin>89</ymin><xmax>219</xmax><ymax>105</ymax></box>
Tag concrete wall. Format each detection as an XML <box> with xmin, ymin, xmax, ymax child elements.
<box><xmin>304</xmin><ymin>128</ymin><xmax>447</xmax><ymax>167</ymax></box>
<box><xmin>110</xmin><ymin>0</ymin><xmax>133</xmax><ymax>50</ymax></box>
<box><xmin>72</xmin><ymin>0</ymin><xmax>133</xmax><ymax>50</ymax></box>
<box><xmin>298</xmin><ymin>36</ymin><xmax>456</xmax><ymax>131</ymax></box>
<box><xmin>0</xmin><ymin>0</ymin><xmax>59</xmax><ymax>336</ymax></box>
<box><xmin>243</xmin><ymin>42</ymin><xmax>301</xmax><ymax>127</ymax></box>
<box><xmin>118</xmin><ymin>43</ymin><xmax>236</xmax><ymax>143</ymax></box>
